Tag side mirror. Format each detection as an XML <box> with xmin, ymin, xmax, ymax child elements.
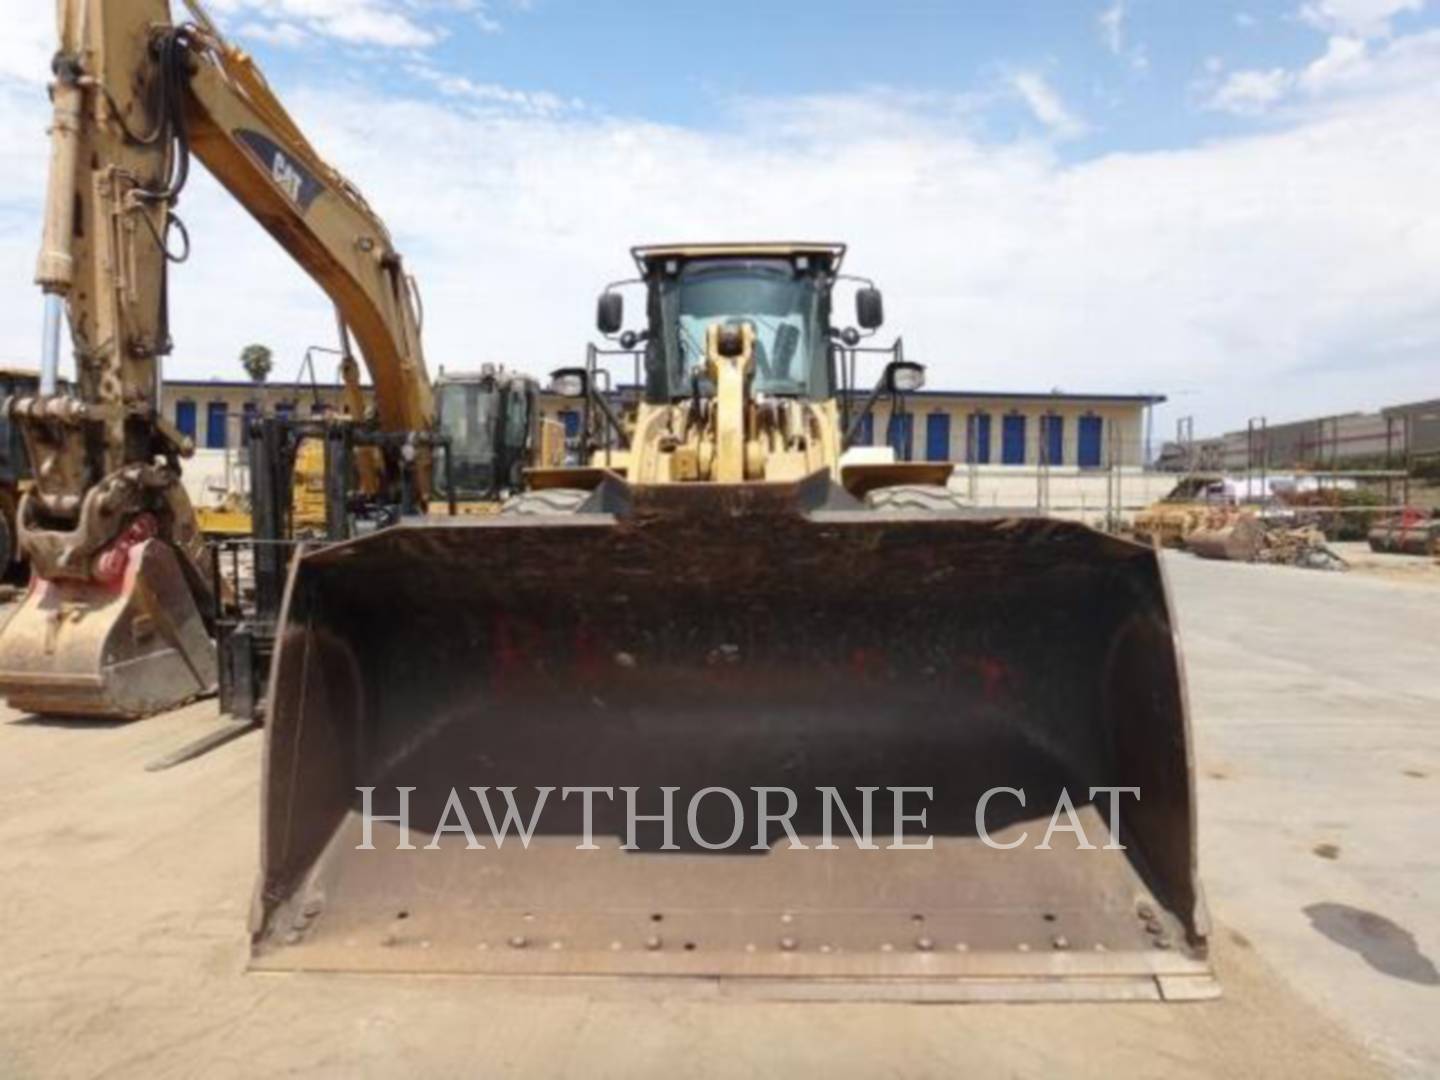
<box><xmin>886</xmin><ymin>360</ymin><xmax>925</xmax><ymax>393</ymax></box>
<box><xmin>856</xmin><ymin>286</ymin><xmax>884</xmax><ymax>330</ymax></box>
<box><xmin>549</xmin><ymin>367</ymin><xmax>588</xmax><ymax>398</ymax></box>
<box><xmin>596</xmin><ymin>292</ymin><xmax>623</xmax><ymax>335</ymax></box>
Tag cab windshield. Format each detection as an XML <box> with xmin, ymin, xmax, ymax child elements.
<box><xmin>435</xmin><ymin>380</ymin><xmax>499</xmax><ymax>497</ymax></box>
<box><xmin>655</xmin><ymin>260</ymin><xmax>827</xmax><ymax>400</ymax></box>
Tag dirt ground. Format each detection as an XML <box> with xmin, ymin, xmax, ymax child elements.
<box><xmin>0</xmin><ymin>551</ymin><xmax>1436</xmax><ymax>1078</ymax></box>
<box><xmin>1331</xmin><ymin>540</ymin><xmax>1440</xmax><ymax>587</ymax></box>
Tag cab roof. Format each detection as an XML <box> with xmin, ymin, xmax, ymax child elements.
<box><xmin>631</xmin><ymin>242</ymin><xmax>846</xmax><ymax>274</ymax></box>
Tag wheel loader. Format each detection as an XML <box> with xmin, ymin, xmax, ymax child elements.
<box><xmin>254</xmin><ymin>244</ymin><xmax>1214</xmax><ymax>1000</ymax></box>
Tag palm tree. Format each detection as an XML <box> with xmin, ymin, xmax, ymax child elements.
<box><xmin>240</xmin><ymin>343</ymin><xmax>273</xmax><ymax>385</ymax></box>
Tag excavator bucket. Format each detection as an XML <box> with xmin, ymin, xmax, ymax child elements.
<box><xmin>251</xmin><ymin>474</ymin><xmax>1214</xmax><ymax>1001</ymax></box>
<box><xmin>0</xmin><ymin>538</ymin><xmax>217</xmax><ymax>718</ymax></box>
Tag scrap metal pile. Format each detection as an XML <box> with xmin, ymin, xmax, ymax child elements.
<box><xmin>1257</xmin><ymin>523</ymin><xmax>1349</xmax><ymax>571</ymax></box>
<box><xmin>1186</xmin><ymin>510</ymin><xmax>1348</xmax><ymax>571</ymax></box>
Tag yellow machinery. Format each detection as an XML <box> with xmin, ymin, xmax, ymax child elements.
<box><xmin>0</xmin><ymin>0</ymin><xmax>432</xmax><ymax>718</ymax></box>
<box><xmin>5</xmin><ymin>5</ymin><xmax>1211</xmax><ymax>1001</ymax></box>
<box><xmin>1132</xmin><ymin>473</ymin><xmax>1229</xmax><ymax>548</ymax></box>
<box><xmin>431</xmin><ymin>366</ymin><xmax>565</xmax><ymax>514</ymax></box>
<box><xmin>255</xmin><ymin>244</ymin><xmax>1214</xmax><ymax>1001</ymax></box>
<box><xmin>195</xmin><ymin>436</ymin><xmax>328</xmax><ymax>538</ymax></box>
<box><xmin>1186</xmin><ymin>508</ymin><xmax>1264</xmax><ymax>561</ymax></box>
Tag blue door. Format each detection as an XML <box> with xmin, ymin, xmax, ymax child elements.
<box><xmin>559</xmin><ymin>410</ymin><xmax>581</xmax><ymax>439</ymax></box>
<box><xmin>1078</xmin><ymin>415</ymin><xmax>1103</xmax><ymax>468</ymax></box>
<box><xmin>1002</xmin><ymin>414</ymin><xmax>1026</xmax><ymax>465</ymax></box>
<box><xmin>1042</xmin><ymin>414</ymin><xmax>1064</xmax><ymax>465</ymax></box>
<box><xmin>966</xmin><ymin>412</ymin><xmax>991</xmax><ymax>464</ymax></box>
<box><xmin>856</xmin><ymin>412</ymin><xmax>874</xmax><ymax>446</ymax></box>
<box><xmin>925</xmin><ymin>413</ymin><xmax>950</xmax><ymax>462</ymax></box>
<box><xmin>1082</xmin><ymin>417</ymin><xmax>1100</xmax><ymax>466</ymax></box>
<box><xmin>887</xmin><ymin>413</ymin><xmax>914</xmax><ymax>460</ymax></box>
<box><xmin>175</xmin><ymin>401</ymin><xmax>196</xmax><ymax>441</ymax></box>
<box><xmin>241</xmin><ymin>402</ymin><xmax>258</xmax><ymax>446</ymax></box>
<box><xmin>205</xmin><ymin>402</ymin><xmax>228</xmax><ymax>449</ymax></box>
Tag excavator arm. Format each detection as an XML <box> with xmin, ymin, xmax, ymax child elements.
<box><xmin>177</xmin><ymin>5</ymin><xmax>432</xmax><ymax>435</ymax></box>
<box><xmin>0</xmin><ymin>0</ymin><xmax>433</xmax><ymax>718</ymax></box>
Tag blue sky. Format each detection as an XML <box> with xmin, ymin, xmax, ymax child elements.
<box><xmin>1</xmin><ymin>0</ymin><xmax>1438</xmax><ymax>437</ymax></box>
<box><xmin>229</xmin><ymin>0</ymin><xmax>1439</xmax><ymax>153</ymax></box>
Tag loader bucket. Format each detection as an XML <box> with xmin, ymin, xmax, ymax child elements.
<box><xmin>252</xmin><ymin>474</ymin><xmax>1214</xmax><ymax>1001</ymax></box>
<box><xmin>1187</xmin><ymin>514</ymin><xmax>1263</xmax><ymax>562</ymax></box>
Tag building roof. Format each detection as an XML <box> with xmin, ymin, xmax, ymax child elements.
<box><xmin>165</xmin><ymin>377</ymin><xmax>1164</xmax><ymax>407</ymax></box>
<box><xmin>1381</xmin><ymin>398</ymin><xmax>1440</xmax><ymax>418</ymax></box>
<box><xmin>851</xmin><ymin>389</ymin><xmax>1166</xmax><ymax>405</ymax></box>
<box><xmin>165</xmin><ymin>379</ymin><xmax>358</xmax><ymax>392</ymax></box>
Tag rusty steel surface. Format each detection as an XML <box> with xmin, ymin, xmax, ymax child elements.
<box><xmin>1186</xmin><ymin>513</ymin><xmax>1263</xmax><ymax>562</ymax></box>
<box><xmin>524</xmin><ymin>467</ymin><xmax>621</xmax><ymax>492</ymax></box>
<box><xmin>1133</xmin><ymin>504</ymin><xmax>1209</xmax><ymax>549</ymax></box>
<box><xmin>1368</xmin><ymin>518</ymin><xmax>1440</xmax><ymax>556</ymax></box>
<box><xmin>0</xmin><ymin>538</ymin><xmax>217</xmax><ymax>718</ymax></box>
<box><xmin>252</xmin><ymin>475</ymin><xmax>1211</xmax><ymax>1000</ymax></box>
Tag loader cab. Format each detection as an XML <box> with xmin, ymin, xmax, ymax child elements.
<box><xmin>434</xmin><ymin>370</ymin><xmax>539</xmax><ymax>500</ymax></box>
<box><xmin>597</xmin><ymin>244</ymin><xmax>883</xmax><ymax>406</ymax></box>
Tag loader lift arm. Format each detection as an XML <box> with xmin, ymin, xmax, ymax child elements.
<box><xmin>0</xmin><ymin>0</ymin><xmax>435</xmax><ymax>719</ymax></box>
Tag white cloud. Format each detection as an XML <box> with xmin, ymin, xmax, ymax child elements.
<box><xmin>1</xmin><ymin>7</ymin><xmax>1439</xmax><ymax>439</ymax></box>
<box><xmin>1235</xmin><ymin>11</ymin><xmax>1260</xmax><ymax>28</ymax></box>
<box><xmin>1097</xmin><ymin>1</ymin><xmax>1150</xmax><ymax>71</ymax></box>
<box><xmin>237</xmin><ymin>21</ymin><xmax>309</xmax><ymax>47</ymax></box>
<box><xmin>1099</xmin><ymin>1</ymin><xmax>1127</xmax><ymax>54</ymax></box>
<box><xmin>409</xmin><ymin>66</ymin><xmax>578</xmax><ymax>116</ymax></box>
<box><xmin>1299</xmin><ymin>34</ymin><xmax>1371</xmax><ymax>87</ymax></box>
<box><xmin>206</xmin><ymin>0</ymin><xmax>442</xmax><ymax>48</ymax></box>
<box><xmin>0</xmin><ymin>13</ymin><xmax>53</xmax><ymax>85</ymax></box>
<box><xmin>1008</xmin><ymin>71</ymin><xmax>1089</xmax><ymax>139</ymax></box>
<box><xmin>1298</xmin><ymin>0</ymin><xmax>1425</xmax><ymax>38</ymax></box>
<box><xmin>1205</xmin><ymin>24</ymin><xmax>1440</xmax><ymax>112</ymax></box>
<box><xmin>1206</xmin><ymin>67</ymin><xmax>1294</xmax><ymax>113</ymax></box>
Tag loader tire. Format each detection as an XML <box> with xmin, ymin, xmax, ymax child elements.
<box><xmin>865</xmin><ymin>484</ymin><xmax>970</xmax><ymax>513</ymax></box>
<box><xmin>499</xmin><ymin>488</ymin><xmax>593</xmax><ymax>516</ymax></box>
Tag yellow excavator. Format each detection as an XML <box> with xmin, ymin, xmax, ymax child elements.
<box><xmin>9</xmin><ymin>2</ymin><xmax>1213</xmax><ymax>1001</ymax></box>
<box><xmin>0</xmin><ymin>0</ymin><xmax>433</xmax><ymax>717</ymax></box>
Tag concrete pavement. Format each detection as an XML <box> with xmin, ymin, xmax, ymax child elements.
<box><xmin>0</xmin><ymin>551</ymin><xmax>1434</xmax><ymax>1077</ymax></box>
